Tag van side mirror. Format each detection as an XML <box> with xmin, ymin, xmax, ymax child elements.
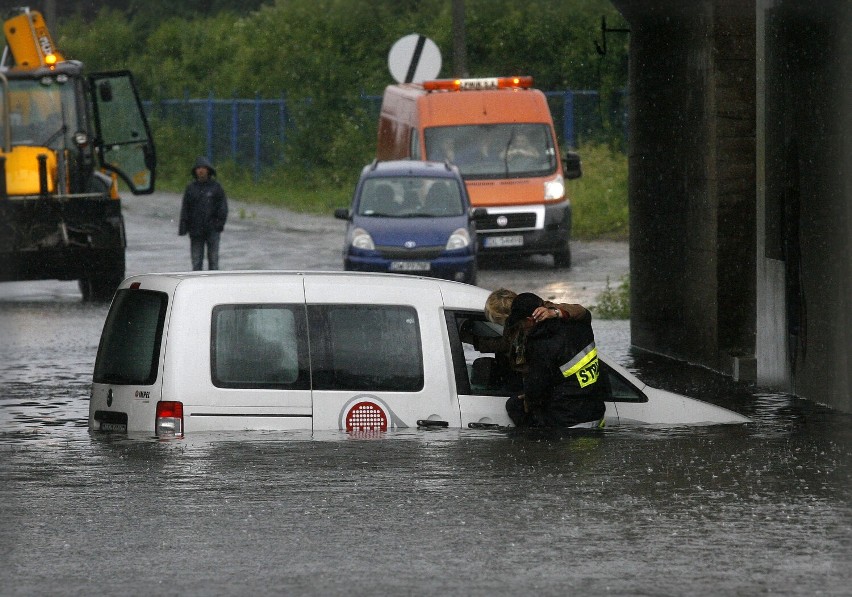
<box><xmin>334</xmin><ymin>208</ymin><xmax>351</xmax><ymax>221</ymax></box>
<box><xmin>562</xmin><ymin>151</ymin><xmax>582</xmax><ymax>180</ymax></box>
<box><xmin>470</xmin><ymin>207</ymin><xmax>488</xmax><ymax>222</ymax></box>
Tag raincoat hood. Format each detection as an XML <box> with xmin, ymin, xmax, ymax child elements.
<box><xmin>505</xmin><ymin>292</ymin><xmax>544</xmax><ymax>329</ymax></box>
<box><xmin>191</xmin><ymin>156</ymin><xmax>217</xmax><ymax>179</ymax></box>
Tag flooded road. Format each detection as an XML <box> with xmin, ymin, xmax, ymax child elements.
<box><xmin>1</xmin><ymin>194</ymin><xmax>849</xmax><ymax>595</ymax></box>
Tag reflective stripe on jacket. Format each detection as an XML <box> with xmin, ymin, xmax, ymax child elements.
<box><xmin>521</xmin><ymin>313</ymin><xmax>600</xmax><ymax>406</ymax></box>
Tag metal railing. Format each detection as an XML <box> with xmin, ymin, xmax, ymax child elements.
<box><xmin>143</xmin><ymin>89</ymin><xmax>626</xmax><ymax>180</ymax></box>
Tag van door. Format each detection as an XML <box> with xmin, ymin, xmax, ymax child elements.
<box><xmin>162</xmin><ymin>276</ymin><xmax>312</xmax><ymax>431</ymax></box>
<box><xmin>88</xmin><ymin>71</ymin><xmax>156</xmax><ymax>194</ymax></box>
<box><xmin>304</xmin><ymin>276</ymin><xmax>457</xmax><ymax>430</ymax></box>
<box><xmin>445</xmin><ymin>310</ymin><xmax>514</xmax><ymax>428</ymax></box>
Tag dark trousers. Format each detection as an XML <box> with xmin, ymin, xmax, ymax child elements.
<box><xmin>190</xmin><ymin>232</ymin><xmax>221</xmax><ymax>270</ymax></box>
<box><xmin>506</xmin><ymin>394</ymin><xmax>605</xmax><ymax>428</ymax></box>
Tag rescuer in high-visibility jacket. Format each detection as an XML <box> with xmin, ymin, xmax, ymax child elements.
<box><xmin>502</xmin><ymin>292</ymin><xmax>605</xmax><ymax>428</ymax></box>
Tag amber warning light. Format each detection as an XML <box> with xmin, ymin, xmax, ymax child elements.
<box><xmin>423</xmin><ymin>76</ymin><xmax>533</xmax><ymax>92</ymax></box>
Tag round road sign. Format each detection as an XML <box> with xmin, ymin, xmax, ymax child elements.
<box><xmin>388</xmin><ymin>34</ymin><xmax>441</xmax><ymax>84</ymax></box>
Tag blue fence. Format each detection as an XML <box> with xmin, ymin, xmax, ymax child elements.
<box><xmin>143</xmin><ymin>89</ymin><xmax>625</xmax><ymax>180</ymax></box>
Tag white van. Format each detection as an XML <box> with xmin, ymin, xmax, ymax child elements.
<box><xmin>89</xmin><ymin>271</ymin><xmax>749</xmax><ymax>437</ymax></box>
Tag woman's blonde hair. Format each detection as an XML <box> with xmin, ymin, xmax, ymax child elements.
<box><xmin>484</xmin><ymin>288</ymin><xmax>518</xmax><ymax>325</ymax></box>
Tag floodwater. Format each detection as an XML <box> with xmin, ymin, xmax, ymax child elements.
<box><xmin>0</xmin><ymin>194</ymin><xmax>849</xmax><ymax>596</ymax></box>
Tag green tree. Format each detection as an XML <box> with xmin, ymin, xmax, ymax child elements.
<box><xmin>52</xmin><ymin>0</ymin><xmax>629</xmax><ymax>198</ymax></box>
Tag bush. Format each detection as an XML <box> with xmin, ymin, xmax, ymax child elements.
<box><xmin>592</xmin><ymin>275</ymin><xmax>630</xmax><ymax>320</ymax></box>
<box><xmin>148</xmin><ymin>118</ymin><xmax>205</xmax><ymax>189</ymax></box>
<box><xmin>569</xmin><ymin>142</ymin><xmax>629</xmax><ymax>240</ymax></box>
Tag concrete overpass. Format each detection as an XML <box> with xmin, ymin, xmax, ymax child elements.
<box><xmin>608</xmin><ymin>0</ymin><xmax>850</xmax><ymax>412</ymax></box>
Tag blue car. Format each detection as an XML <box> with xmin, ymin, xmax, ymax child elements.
<box><xmin>335</xmin><ymin>160</ymin><xmax>482</xmax><ymax>285</ymax></box>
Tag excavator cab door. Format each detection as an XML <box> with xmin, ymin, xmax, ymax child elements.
<box><xmin>88</xmin><ymin>70</ymin><xmax>156</xmax><ymax>195</ymax></box>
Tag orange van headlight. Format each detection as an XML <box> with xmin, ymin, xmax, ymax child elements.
<box><xmin>544</xmin><ymin>175</ymin><xmax>565</xmax><ymax>201</ymax></box>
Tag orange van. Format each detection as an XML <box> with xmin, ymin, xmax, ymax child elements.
<box><xmin>376</xmin><ymin>76</ymin><xmax>581</xmax><ymax>267</ymax></box>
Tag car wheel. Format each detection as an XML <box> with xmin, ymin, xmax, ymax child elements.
<box><xmin>553</xmin><ymin>245</ymin><xmax>572</xmax><ymax>269</ymax></box>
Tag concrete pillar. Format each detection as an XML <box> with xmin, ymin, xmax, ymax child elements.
<box><xmin>617</xmin><ymin>0</ymin><xmax>756</xmax><ymax>375</ymax></box>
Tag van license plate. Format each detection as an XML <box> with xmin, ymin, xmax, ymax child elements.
<box><xmin>390</xmin><ymin>261</ymin><xmax>431</xmax><ymax>272</ymax></box>
<box><xmin>484</xmin><ymin>235</ymin><xmax>524</xmax><ymax>248</ymax></box>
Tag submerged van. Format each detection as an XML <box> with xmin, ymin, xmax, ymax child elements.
<box><xmin>376</xmin><ymin>76</ymin><xmax>581</xmax><ymax>267</ymax></box>
<box><xmin>89</xmin><ymin>271</ymin><xmax>750</xmax><ymax>437</ymax></box>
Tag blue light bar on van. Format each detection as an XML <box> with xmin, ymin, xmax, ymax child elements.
<box><xmin>423</xmin><ymin>76</ymin><xmax>533</xmax><ymax>92</ymax></box>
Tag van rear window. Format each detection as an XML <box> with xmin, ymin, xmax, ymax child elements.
<box><xmin>93</xmin><ymin>289</ymin><xmax>168</xmax><ymax>385</ymax></box>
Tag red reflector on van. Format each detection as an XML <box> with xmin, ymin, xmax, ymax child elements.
<box><xmin>155</xmin><ymin>401</ymin><xmax>183</xmax><ymax>437</ymax></box>
<box><xmin>345</xmin><ymin>401</ymin><xmax>388</xmax><ymax>432</ymax></box>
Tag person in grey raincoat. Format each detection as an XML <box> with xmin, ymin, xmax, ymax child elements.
<box><xmin>179</xmin><ymin>156</ymin><xmax>228</xmax><ymax>270</ymax></box>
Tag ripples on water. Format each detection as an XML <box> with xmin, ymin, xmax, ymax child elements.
<box><xmin>1</xmin><ymin>300</ymin><xmax>850</xmax><ymax>596</ymax></box>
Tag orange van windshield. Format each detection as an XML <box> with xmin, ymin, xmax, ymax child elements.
<box><xmin>424</xmin><ymin>124</ymin><xmax>557</xmax><ymax>179</ymax></box>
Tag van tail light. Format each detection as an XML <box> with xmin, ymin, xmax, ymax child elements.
<box><xmin>155</xmin><ymin>401</ymin><xmax>184</xmax><ymax>437</ymax></box>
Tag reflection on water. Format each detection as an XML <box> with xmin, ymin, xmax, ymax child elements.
<box><xmin>1</xmin><ymin>301</ymin><xmax>850</xmax><ymax>596</ymax></box>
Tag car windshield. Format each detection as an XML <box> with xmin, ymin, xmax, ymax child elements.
<box><xmin>424</xmin><ymin>123</ymin><xmax>557</xmax><ymax>179</ymax></box>
<box><xmin>357</xmin><ymin>176</ymin><xmax>465</xmax><ymax>217</ymax></box>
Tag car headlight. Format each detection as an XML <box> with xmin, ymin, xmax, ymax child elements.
<box><xmin>544</xmin><ymin>174</ymin><xmax>565</xmax><ymax>201</ymax></box>
<box><xmin>350</xmin><ymin>227</ymin><xmax>375</xmax><ymax>250</ymax></box>
<box><xmin>446</xmin><ymin>228</ymin><xmax>471</xmax><ymax>250</ymax></box>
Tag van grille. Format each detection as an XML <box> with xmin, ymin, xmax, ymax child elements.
<box><xmin>376</xmin><ymin>245</ymin><xmax>443</xmax><ymax>259</ymax></box>
<box><xmin>477</xmin><ymin>212</ymin><xmax>538</xmax><ymax>232</ymax></box>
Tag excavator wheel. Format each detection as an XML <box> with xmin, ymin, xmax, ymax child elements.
<box><xmin>79</xmin><ymin>251</ymin><xmax>125</xmax><ymax>302</ymax></box>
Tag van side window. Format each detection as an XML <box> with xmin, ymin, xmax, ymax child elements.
<box><xmin>211</xmin><ymin>305</ymin><xmax>309</xmax><ymax>389</ymax></box>
<box><xmin>309</xmin><ymin>305</ymin><xmax>423</xmax><ymax>392</ymax></box>
<box><xmin>93</xmin><ymin>289</ymin><xmax>168</xmax><ymax>385</ymax></box>
<box><xmin>602</xmin><ymin>363</ymin><xmax>648</xmax><ymax>403</ymax></box>
<box><xmin>445</xmin><ymin>310</ymin><xmax>513</xmax><ymax>397</ymax></box>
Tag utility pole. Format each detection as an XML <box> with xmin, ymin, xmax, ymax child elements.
<box><xmin>452</xmin><ymin>0</ymin><xmax>468</xmax><ymax>77</ymax></box>
<box><xmin>44</xmin><ymin>0</ymin><xmax>57</xmax><ymax>27</ymax></box>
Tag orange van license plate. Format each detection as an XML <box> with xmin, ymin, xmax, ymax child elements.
<box><xmin>484</xmin><ymin>235</ymin><xmax>524</xmax><ymax>248</ymax></box>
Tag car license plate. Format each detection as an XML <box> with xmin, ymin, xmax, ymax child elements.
<box><xmin>100</xmin><ymin>422</ymin><xmax>127</xmax><ymax>432</ymax></box>
<box><xmin>484</xmin><ymin>235</ymin><xmax>524</xmax><ymax>248</ymax></box>
<box><xmin>390</xmin><ymin>261</ymin><xmax>431</xmax><ymax>272</ymax></box>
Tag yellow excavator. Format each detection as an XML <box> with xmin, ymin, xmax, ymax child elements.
<box><xmin>1</xmin><ymin>7</ymin><xmax>156</xmax><ymax>300</ymax></box>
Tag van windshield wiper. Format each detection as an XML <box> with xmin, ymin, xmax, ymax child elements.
<box><xmin>503</xmin><ymin>129</ymin><xmax>515</xmax><ymax>177</ymax></box>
